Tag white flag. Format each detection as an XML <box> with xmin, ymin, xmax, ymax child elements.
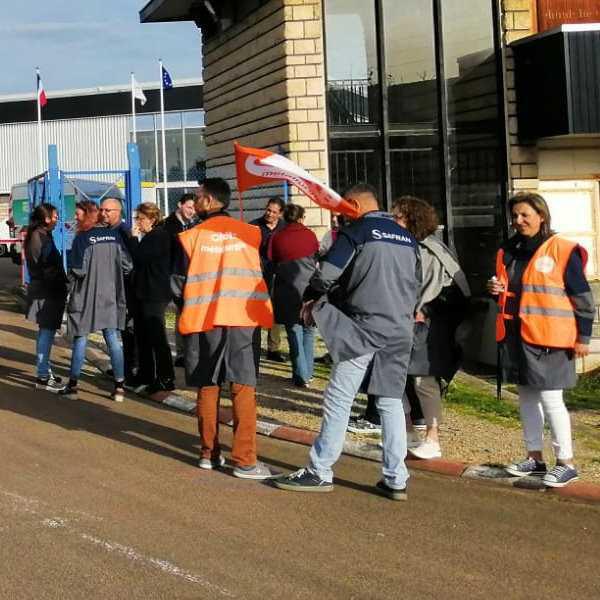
<box><xmin>132</xmin><ymin>76</ymin><xmax>147</xmax><ymax>105</ymax></box>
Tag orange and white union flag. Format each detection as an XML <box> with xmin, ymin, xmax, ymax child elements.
<box><xmin>234</xmin><ymin>142</ymin><xmax>359</xmax><ymax>219</ymax></box>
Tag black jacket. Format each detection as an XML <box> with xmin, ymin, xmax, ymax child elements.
<box><xmin>132</xmin><ymin>225</ymin><xmax>172</xmax><ymax>302</ymax></box>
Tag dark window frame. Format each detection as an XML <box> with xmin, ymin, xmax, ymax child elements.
<box><xmin>324</xmin><ymin>0</ymin><xmax>509</xmax><ymax>250</ymax></box>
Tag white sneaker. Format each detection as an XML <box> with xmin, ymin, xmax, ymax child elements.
<box><xmin>408</xmin><ymin>440</ymin><xmax>442</xmax><ymax>459</ymax></box>
<box><xmin>406</xmin><ymin>431</ymin><xmax>422</xmax><ymax>449</ymax></box>
<box><xmin>198</xmin><ymin>455</ymin><xmax>226</xmax><ymax>470</ymax></box>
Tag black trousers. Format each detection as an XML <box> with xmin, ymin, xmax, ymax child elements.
<box><xmin>136</xmin><ymin>300</ymin><xmax>175</xmax><ymax>385</ymax></box>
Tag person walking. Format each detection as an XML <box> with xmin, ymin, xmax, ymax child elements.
<box><xmin>269</xmin><ymin>203</ymin><xmax>319</xmax><ymax>387</ymax></box>
<box><xmin>23</xmin><ymin>203</ymin><xmax>68</xmax><ymax>391</ymax></box>
<box><xmin>59</xmin><ymin>214</ymin><xmax>132</xmax><ymax>402</ymax></box>
<box><xmin>163</xmin><ymin>192</ymin><xmax>198</xmax><ymax>367</ymax></box>
<box><xmin>131</xmin><ymin>202</ymin><xmax>175</xmax><ymax>395</ymax></box>
<box><xmin>274</xmin><ymin>184</ymin><xmax>421</xmax><ymax>500</ymax></box>
<box><xmin>251</xmin><ymin>197</ymin><xmax>286</xmax><ymax>362</ymax></box>
<box><xmin>173</xmin><ymin>178</ymin><xmax>281</xmax><ymax>479</ymax></box>
<box><xmin>488</xmin><ymin>192</ymin><xmax>594</xmax><ymax>488</ymax></box>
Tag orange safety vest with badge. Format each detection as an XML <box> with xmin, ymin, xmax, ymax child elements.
<box><xmin>177</xmin><ymin>215</ymin><xmax>274</xmax><ymax>334</ymax></box>
<box><xmin>495</xmin><ymin>235</ymin><xmax>587</xmax><ymax>349</ymax></box>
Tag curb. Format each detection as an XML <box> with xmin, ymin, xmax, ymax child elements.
<box><xmin>64</xmin><ymin>330</ymin><xmax>600</xmax><ymax>505</ymax></box>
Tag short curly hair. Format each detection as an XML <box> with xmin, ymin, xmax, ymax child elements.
<box><xmin>391</xmin><ymin>196</ymin><xmax>439</xmax><ymax>241</ymax></box>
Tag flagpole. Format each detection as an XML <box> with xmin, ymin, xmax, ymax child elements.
<box><xmin>237</xmin><ymin>190</ymin><xmax>245</xmax><ymax>222</ymax></box>
<box><xmin>159</xmin><ymin>59</ymin><xmax>168</xmax><ymax>215</ymax></box>
<box><xmin>131</xmin><ymin>72</ymin><xmax>137</xmax><ymax>144</ymax></box>
<box><xmin>36</xmin><ymin>67</ymin><xmax>43</xmax><ymax>173</ymax></box>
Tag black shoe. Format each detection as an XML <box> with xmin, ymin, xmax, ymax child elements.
<box><xmin>292</xmin><ymin>378</ymin><xmax>309</xmax><ymax>388</ymax></box>
<box><xmin>314</xmin><ymin>353</ymin><xmax>332</xmax><ymax>365</ymax></box>
<box><xmin>273</xmin><ymin>468</ymin><xmax>333</xmax><ymax>492</ymax></box>
<box><xmin>266</xmin><ymin>351</ymin><xmax>286</xmax><ymax>363</ymax></box>
<box><xmin>375</xmin><ymin>480</ymin><xmax>407</xmax><ymax>501</ymax></box>
<box><xmin>104</xmin><ymin>368</ymin><xmax>114</xmax><ymax>378</ymax></box>
<box><xmin>174</xmin><ymin>356</ymin><xmax>185</xmax><ymax>368</ymax></box>
<box><xmin>145</xmin><ymin>380</ymin><xmax>175</xmax><ymax>396</ymax></box>
<box><xmin>112</xmin><ymin>381</ymin><xmax>125</xmax><ymax>403</ymax></box>
<box><xmin>58</xmin><ymin>380</ymin><xmax>78</xmax><ymax>399</ymax></box>
<box><xmin>35</xmin><ymin>377</ymin><xmax>63</xmax><ymax>392</ymax></box>
<box><xmin>124</xmin><ymin>375</ymin><xmax>150</xmax><ymax>393</ymax></box>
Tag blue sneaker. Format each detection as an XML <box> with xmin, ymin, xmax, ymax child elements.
<box><xmin>542</xmin><ymin>464</ymin><xmax>579</xmax><ymax>488</ymax></box>
<box><xmin>273</xmin><ymin>468</ymin><xmax>333</xmax><ymax>492</ymax></box>
<box><xmin>505</xmin><ymin>457</ymin><xmax>547</xmax><ymax>477</ymax></box>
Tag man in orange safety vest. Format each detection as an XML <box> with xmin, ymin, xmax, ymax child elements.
<box><xmin>173</xmin><ymin>177</ymin><xmax>281</xmax><ymax>480</ymax></box>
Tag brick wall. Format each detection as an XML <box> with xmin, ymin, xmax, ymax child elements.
<box><xmin>502</xmin><ymin>0</ymin><xmax>539</xmax><ymax>191</ymax></box>
<box><xmin>202</xmin><ymin>0</ymin><xmax>329</xmax><ymax>228</ymax></box>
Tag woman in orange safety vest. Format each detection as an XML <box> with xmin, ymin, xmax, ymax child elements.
<box><xmin>487</xmin><ymin>192</ymin><xmax>594</xmax><ymax>488</ymax></box>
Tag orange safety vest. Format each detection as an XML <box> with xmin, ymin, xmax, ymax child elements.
<box><xmin>495</xmin><ymin>235</ymin><xmax>587</xmax><ymax>349</ymax></box>
<box><xmin>177</xmin><ymin>215</ymin><xmax>273</xmax><ymax>334</ymax></box>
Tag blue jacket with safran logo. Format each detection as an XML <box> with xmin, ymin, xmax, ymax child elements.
<box><xmin>305</xmin><ymin>211</ymin><xmax>422</xmax><ymax>397</ymax></box>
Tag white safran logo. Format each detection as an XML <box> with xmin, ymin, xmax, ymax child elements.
<box><xmin>534</xmin><ymin>255</ymin><xmax>555</xmax><ymax>274</ymax></box>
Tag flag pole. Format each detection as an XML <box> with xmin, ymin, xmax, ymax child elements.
<box><xmin>159</xmin><ymin>59</ymin><xmax>168</xmax><ymax>215</ymax></box>
<box><xmin>237</xmin><ymin>190</ymin><xmax>244</xmax><ymax>222</ymax></box>
<box><xmin>130</xmin><ymin>72</ymin><xmax>137</xmax><ymax>144</ymax></box>
<box><xmin>36</xmin><ymin>67</ymin><xmax>43</xmax><ymax>173</ymax></box>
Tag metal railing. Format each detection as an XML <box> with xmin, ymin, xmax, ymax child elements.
<box><xmin>327</xmin><ymin>79</ymin><xmax>375</xmax><ymax>126</ymax></box>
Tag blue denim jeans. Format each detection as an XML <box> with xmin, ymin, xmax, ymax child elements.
<box><xmin>70</xmin><ymin>329</ymin><xmax>124</xmax><ymax>381</ymax></box>
<box><xmin>308</xmin><ymin>352</ymin><xmax>409</xmax><ymax>489</ymax></box>
<box><xmin>285</xmin><ymin>324</ymin><xmax>315</xmax><ymax>384</ymax></box>
<box><xmin>36</xmin><ymin>328</ymin><xmax>57</xmax><ymax>379</ymax></box>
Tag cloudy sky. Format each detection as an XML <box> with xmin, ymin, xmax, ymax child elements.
<box><xmin>1</xmin><ymin>0</ymin><xmax>202</xmax><ymax>95</ymax></box>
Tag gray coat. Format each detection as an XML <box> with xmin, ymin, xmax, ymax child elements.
<box><xmin>408</xmin><ymin>236</ymin><xmax>470</xmax><ymax>381</ymax></box>
<box><xmin>306</xmin><ymin>211</ymin><xmax>421</xmax><ymax>398</ymax></box>
<box><xmin>66</xmin><ymin>226</ymin><xmax>132</xmax><ymax>337</ymax></box>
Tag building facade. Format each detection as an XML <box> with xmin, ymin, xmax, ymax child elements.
<box><xmin>140</xmin><ymin>0</ymin><xmax>600</xmax><ymax>362</ymax></box>
<box><xmin>0</xmin><ymin>80</ymin><xmax>206</xmax><ymax>214</ymax></box>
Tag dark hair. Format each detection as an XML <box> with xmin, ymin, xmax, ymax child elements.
<box><xmin>266</xmin><ymin>196</ymin><xmax>285</xmax><ymax>212</ymax></box>
<box><xmin>283</xmin><ymin>203</ymin><xmax>305</xmax><ymax>224</ymax></box>
<box><xmin>203</xmin><ymin>178</ymin><xmax>231</xmax><ymax>209</ymax></box>
<box><xmin>508</xmin><ymin>192</ymin><xmax>552</xmax><ymax>239</ymax></box>
<box><xmin>391</xmin><ymin>196</ymin><xmax>439</xmax><ymax>241</ymax></box>
<box><xmin>178</xmin><ymin>192</ymin><xmax>196</xmax><ymax>205</ymax></box>
<box><xmin>25</xmin><ymin>203</ymin><xmax>57</xmax><ymax>248</ymax></box>
<box><xmin>343</xmin><ymin>183</ymin><xmax>379</xmax><ymax>207</ymax></box>
<box><xmin>75</xmin><ymin>200</ymin><xmax>99</xmax><ymax>232</ymax></box>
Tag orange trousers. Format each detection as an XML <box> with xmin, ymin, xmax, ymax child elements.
<box><xmin>197</xmin><ymin>384</ymin><xmax>257</xmax><ymax>468</ymax></box>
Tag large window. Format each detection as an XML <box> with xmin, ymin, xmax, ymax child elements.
<box><xmin>132</xmin><ymin>109</ymin><xmax>206</xmax><ymax>213</ymax></box>
<box><xmin>325</xmin><ymin>0</ymin><xmax>507</xmax><ymax>292</ymax></box>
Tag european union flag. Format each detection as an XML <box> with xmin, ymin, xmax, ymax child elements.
<box><xmin>161</xmin><ymin>65</ymin><xmax>173</xmax><ymax>90</ymax></box>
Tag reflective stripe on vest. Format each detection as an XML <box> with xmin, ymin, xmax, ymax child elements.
<box><xmin>184</xmin><ymin>289</ymin><xmax>271</xmax><ymax>307</ymax></box>
<box><xmin>177</xmin><ymin>216</ymin><xmax>273</xmax><ymax>333</ymax></box>
<box><xmin>495</xmin><ymin>236</ymin><xmax>583</xmax><ymax>349</ymax></box>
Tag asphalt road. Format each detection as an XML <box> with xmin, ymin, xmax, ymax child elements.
<box><xmin>1</xmin><ymin>259</ymin><xmax>600</xmax><ymax>599</ymax></box>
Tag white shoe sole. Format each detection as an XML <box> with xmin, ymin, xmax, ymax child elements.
<box><xmin>347</xmin><ymin>426</ymin><xmax>382</xmax><ymax>435</ymax></box>
<box><xmin>233</xmin><ymin>470</ymin><xmax>282</xmax><ymax>480</ymax></box>
<box><xmin>408</xmin><ymin>447</ymin><xmax>442</xmax><ymax>460</ymax></box>
<box><xmin>542</xmin><ymin>476</ymin><xmax>579</xmax><ymax>488</ymax></box>
<box><xmin>35</xmin><ymin>384</ymin><xmax>61</xmax><ymax>393</ymax></box>
<box><xmin>505</xmin><ymin>467</ymin><xmax>546</xmax><ymax>478</ymax></box>
<box><xmin>198</xmin><ymin>457</ymin><xmax>225</xmax><ymax>470</ymax></box>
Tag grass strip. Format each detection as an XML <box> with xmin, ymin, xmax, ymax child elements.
<box><xmin>445</xmin><ymin>381</ymin><xmax>520</xmax><ymax>426</ymax></box>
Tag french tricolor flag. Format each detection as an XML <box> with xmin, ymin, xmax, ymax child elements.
<box><xmin>37</xmin><ymin>70</ymin><xmax>47</xmax><ymax>108</ymax></box>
